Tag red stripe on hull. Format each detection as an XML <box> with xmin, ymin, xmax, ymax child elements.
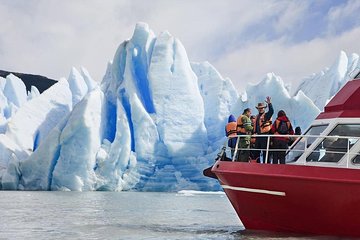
<box><xmin>212</xmin><ymin>161</ymin><xmax>360</xmax><ymax>237</ymax></box>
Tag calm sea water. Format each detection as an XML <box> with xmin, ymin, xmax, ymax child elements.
<box><xmin>0</xmin><ymin>191</ymin><xmax>342</xmax><ymax>240</ymax></box>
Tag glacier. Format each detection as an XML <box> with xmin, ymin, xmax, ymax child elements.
<box><xmin>293</xmin><ymin>51</ymin><xmax>360</xmax><ymax>110</ymax></box>
<box><xmin>0</xmin><ymin>22</ymin><xmax>359</xmax><ymax>191</ymax></box>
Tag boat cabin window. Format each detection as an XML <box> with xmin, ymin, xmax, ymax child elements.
<box><xmin>286</xmin><ymin>124</ymin><xmax>328</xmax><ymax>162</ymax></box>
<box><xmin>306</xmin><ymin>124</ymin><xmax>360</xmax><ymax>163</ymax></box>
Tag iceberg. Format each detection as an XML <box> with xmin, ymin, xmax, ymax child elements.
<box><xmin>238</xmin><ymin>72</ymin><xmax>320</xmax><ymax>130</ymax></box>
<box><xmin>294</xmin><ymin>51</ymin><xmax>359</xmax><ymax>110</ymax></box>
<box><xmin>192</xmin><ymin>61</ymin><xmax>239</xmax><ymax>149</ymax></box>
<box><xmin>0</xmin><ymin>22</ymin><xmax>359</xmax><ymax>191</ymax></box>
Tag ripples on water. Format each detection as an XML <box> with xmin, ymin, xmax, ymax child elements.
<box><xmin>0</xmin><ymin>191</ymin><xmax>343</xmax><ymax>240</ymax></box>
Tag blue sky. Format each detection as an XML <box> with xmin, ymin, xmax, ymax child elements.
<box><xmin>0</xmin><ymin>0</ymin><xmax>359</xmax><ymax>91</ymax></box>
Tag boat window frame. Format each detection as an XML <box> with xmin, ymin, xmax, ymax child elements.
<box><xmin>306</xmin><ymin>123</ymin><xmax>360</xmax><ymax>163</ymax></box>
<box><xmin>286</xmin><ymin>124</ymin><xmax>329</xmax><ymax>163</ymax></box>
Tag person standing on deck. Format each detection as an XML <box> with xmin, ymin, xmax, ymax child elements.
<box><xmin>236</xmin><ymin>108</ymin><xmax>253</xmax><ymax>162</ymax></box>
<box><xmin>225</xmin><ymin>114</ymin><xmax>237</xmax><ymax>158</ymax></box>
<box><xmin>249</xmin><ymin>115</ymin><xmax>257</xmax><ymax>160</ymax></box>
<box><xmin>253</xmin><ymin>96</ymin><xmax>274</xmax><ymax>163</ymax></box>
<box><xmin>271</xmin><ymin>110</ymin><xmax>294</xmax><ymax>164</ymax></box>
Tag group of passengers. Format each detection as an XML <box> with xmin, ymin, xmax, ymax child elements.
<box><xmin>225</xmin><ymin>96</ymin><xmax>301</xmax><ymax>164</ymax></box>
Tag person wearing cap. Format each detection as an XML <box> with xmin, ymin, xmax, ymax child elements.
<box><xmin>225</xmin><ymin>114</ymin><xmax>237</xmax><ymax>158</ymax></box>
<box><xmin>253</xmin><ymin>96</ymin><xmax>274</xmax><ymax>163</ymax></box>
<box><xmin>236</xmin><ymin>108</ymin><xmax>253</xmax><ymax>162</ymax></box>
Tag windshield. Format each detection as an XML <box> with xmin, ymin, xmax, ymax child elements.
<box><xmin>286</xmin><ymin>124</ymin><xmax>328</xmax><ymax>162</ymax></box>
<box><xmin>306</xmin><ymin>124</ymin><xmax>360</xmax><ymax>163</ymax></box>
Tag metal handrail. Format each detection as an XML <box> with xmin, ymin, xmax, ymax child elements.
<box><xmin>226</xmin><ymin>134</ymin><xmax>360</xmax><ymax>166</ymax></box>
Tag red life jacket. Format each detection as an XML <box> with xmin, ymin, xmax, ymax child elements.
<box><xmin>272</xmin><ymin>118</ymin><xmax>293</xmax><ymax>142</ymax></box>
<box><xmin>226</xmin><ymin>122</ymin><xmax>237</xmax><ymax>137</ymax></box>
<box><xmin>274</xmin><ymin>119</ymin><xmax>291</xmax><ymax>135</ymax></box>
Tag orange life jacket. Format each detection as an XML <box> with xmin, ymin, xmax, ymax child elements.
<box><xmin>236</xmin><ymin>115</ymin><xmax>248</xmax><ymax>134</ymax></box>
<box><xmin>254</xmin><ymin>114</ymin><xmax>272</xmax><ymax>134</ymax></box>
<box><xmin>225</xmin><ymin>122</ymin><xmax>237</xmax><ymax>137</ymax></box>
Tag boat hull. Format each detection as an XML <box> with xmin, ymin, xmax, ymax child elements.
<box><xmin>212</xmin><ymin>161</ymin><xmax>360</xmax><ymax>237</ymax></box>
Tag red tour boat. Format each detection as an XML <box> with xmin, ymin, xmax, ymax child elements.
<box><xmin>204</xmin><ymin>75</ymin><xmax>360</xmax><ymax>237</ymax></box>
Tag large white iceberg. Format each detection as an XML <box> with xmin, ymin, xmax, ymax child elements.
<box><xmin>294</xmin><ymin>51</ymin><xmax>359</xmax><ymax>110</ymax></box>
<box><xmin>0</xmin><ymin>22</ymin><xmax>359</xmax><ymax>191</ymax></box>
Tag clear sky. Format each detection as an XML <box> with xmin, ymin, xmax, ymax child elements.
<box><xmin>0</xmin><ymin>0</ymin><xmax>359</xmax><ymax>91</ymax></box>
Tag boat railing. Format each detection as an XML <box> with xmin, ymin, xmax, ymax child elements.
<box><xmin>225</xmin><ymin>134</ymin><xmax>360</xmax><ymax>167</ymax></box>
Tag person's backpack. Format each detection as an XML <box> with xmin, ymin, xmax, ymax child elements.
<box><xmin>277</xmin><ymin>120</ymin><xmax>289</xmax><ymax>134</ymax></box>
